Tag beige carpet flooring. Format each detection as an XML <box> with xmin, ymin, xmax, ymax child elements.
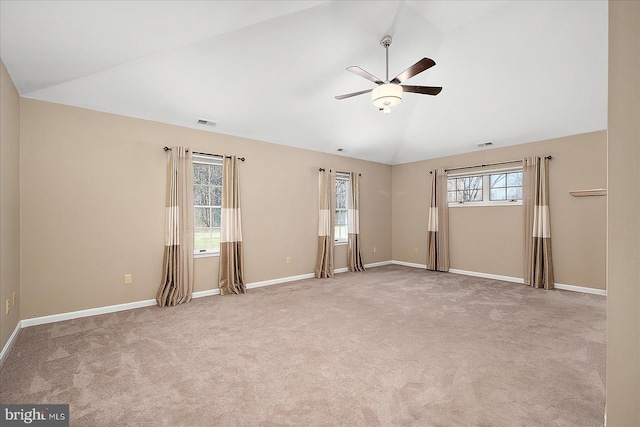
<box><xmin>0</xmin><ymin>265</ymin><xmax>605</xmax><ymax>426</ymax></box>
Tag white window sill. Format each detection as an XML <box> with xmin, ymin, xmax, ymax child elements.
<box><xmin>335</xmin><ymin>241</ymin><xmax>348</xmax><ymax>246</ymax></box>
<box><xmin>448</xmin><ymin>201</ymin><xmax>522</xmax><ymax>208</ymax></box>
<box><xmin>194</xmin><ymin>251</ymin><xmax>220</xmax><ymax>259</ymax></box>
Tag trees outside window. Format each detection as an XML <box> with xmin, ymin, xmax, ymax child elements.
<box><xmin>447</xmin><ymin>169</ymin><xmax>523</xmax><ymax>207</ymax></box>
<box><xmin>193</xmin><ymin>155</ymin><xmax>223</xmax><ymax>254</ymax></box>
<box><xmin>335</xmin><ymin>174</ymin><xmax>349</xmax><ymax>242</ymax></box>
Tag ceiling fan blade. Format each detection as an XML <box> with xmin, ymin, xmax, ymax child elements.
<box><xmin>346</xmin><ymin>66</ymin><xmax>383</xmax><ymax>85</ymax></box>
<box><xmin>401</xmin><ymin>85</ymin><xmax>442</xmax><ymax>96</ymax></box>
<box><xmin>391</xmin><ymin>58</ymin><xmax>436</xmax><ymax>84</ymax></box>
<box><xmin>335</xmin><ymin>88</ymin><xmax>374</xmax><ymax>100</ymax></box>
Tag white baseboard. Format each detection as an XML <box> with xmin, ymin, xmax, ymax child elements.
<box><xmin>449</xmin><ymin>268</ymin><xmax>524</xmax><ymax>284</ymax></box>
<box><xmin>17</xmin><ymin>261</ymin><xmax>604</xmax><ymax>331</ymax></box>
<box><xmin>364</xmin><ymin>261</ymin><xmax>393</xmax><ymax>268</ymax></box>
<box><xmin>19</xmin><ymin>274</ymin><xmax>307</xmax><ymax>328</ymax></box>
<box><xmin>554</xmin><ymin>283</ymin><xmax>606</xmax><ymax>296</ymax></box>
<box><xmin>391</xmin><ymin>260</ymin><xmax>427</xmax><ymax>269</ymax></box>
<box><xmin>247</xmin><ymin>273</ymin><xmax>315</xmax><ymax>290</ymax></box>
<box><xmin>0</xmin><ymin>321</ymin><xmax>22</xmax><ymax>367</ymax></box>
<box><xmin>17</xmin><ymin>262</ymin><xmax>395</xmax><ymax>330</ymax></box>
<box><xmin>192</xmin><ymin>289</ymin><xmax>220</xmax><ymax>298</ymax></box>
<box><xmin>21</xmin><ymin>298</ymin><xmax>159</xmax><ymax>328</ymax></box>
<box><xmin>4</xmin><ymin>259</ymin><xmax>603</xmax><ymax>361</ymax></box>
<box><xmin>394</xmin><ymin>263</ymin><xmax>606</xmax><ymax>296</ymax></box>
<box><xmin>449</xmin><ymin>268</ymin><xmax>606</xmax><ymax>296</ymax></box>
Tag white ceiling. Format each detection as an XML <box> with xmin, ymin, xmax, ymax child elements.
<box><xmin>0</xmin><ymin>1</ymin><xmax>607</xmax><ymax>165</ymax></box>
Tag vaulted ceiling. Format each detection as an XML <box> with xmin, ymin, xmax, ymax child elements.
<box><xmin>0</xmin><ymin>1</ymin><xmax>607</xmax><ymax>164</ymax></box>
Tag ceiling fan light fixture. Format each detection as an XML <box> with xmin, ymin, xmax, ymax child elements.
<box><xmin>372</xmin><ymin>83</ymin><xmax>402</xmax><ymax>110</ymax></box>
<box><xmin>335</xmin><ymin>35</ymin><xmax>440</xmax><ymax>108</ymax></box>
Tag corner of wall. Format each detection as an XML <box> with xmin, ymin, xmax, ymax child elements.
<box><xmin>0</xmin><ymin>58</ymin><xmax>21</xmax><ymax>353</ymax></box>
<box><xmin>606</xmin><ymin>1</ymin><xmax>640</xmax><ymax>425</ymax></box>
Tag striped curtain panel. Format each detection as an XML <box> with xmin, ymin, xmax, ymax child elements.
<box><xmin>426</xmin><ymin>168</ymin><xmax>450</xmax><ymax>272</ymax></box>
<box><xmin>315</xmin><ymin>169</ymin><xmax>335</xmax><ymax>278</ymax></box>
<box><xmin>157</xmin><ymin>146</ymin><xmax>194</xmax><ymax>307</ymax></box>
<box><xmin>347</xmin><ymin>172</ymin><xmax>365</xmax><ymax>272</ymax></box>
<box><xmin>523</xmin><ymin>156</ymin><xmax>554</xmax><ymax>289</ymax></box>
<box><xmin>219</xmin><ymin>155</ymin><xmax>246</xmax><ymax>295</ymax></box>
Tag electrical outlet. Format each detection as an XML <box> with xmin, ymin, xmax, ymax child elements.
<box><xmin>124</xmin><ymin>274</ymin><xmax>132</xmax><ymax>284</ymax></box>
<box><xmin>373</xmin><ymin>247</ymin><xmax>377</xmax><ymax>253</ymax></box>
<box><xmin>414</xmin><ymin>247</ymin><xmax>419</xmax><ymax>254</ymax></box>
<box><xmin>5</xmin><ymin>299</ymin><xmax>9</xmax><ymax>315</ymax></box>
<box><xmin>286</xmin><ymin>256</ymin><xmax>291</xmax><ymax>264</ymax></box>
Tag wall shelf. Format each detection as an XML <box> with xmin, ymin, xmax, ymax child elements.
<box><xmin>569</xmin><ymin>188</ymin><xmax>607</xmax><ymax>197</ymax></box>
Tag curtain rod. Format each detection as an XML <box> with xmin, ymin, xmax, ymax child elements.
<box><xmin>429</xmin><ymin>156</ymin><xmax>553</xmax><ymax>174</ymax></box>
<box><xmin>319</xmin><ymin>168</ymin><xmax>362</xmax><ymax>176</ymax></box>
<box><xmin>163</xmin><ymin>146</ymin><xmax>245</xmax><ymax>162</ymax></box>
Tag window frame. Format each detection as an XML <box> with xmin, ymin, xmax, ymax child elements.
<box><xmin>447</xmin><ymin>166</ymin><xmax>523</xmax><ymax>208</ymax></box>
<box><xmin>447</xmin><ymin>175</ymin><xmax>484</xmax><ymax>204</ymax></box>
<box><xmin>334</xmin><ymin>173</ymin><xmax>350</xmax><ymax>244</ymax></box>
<box><xmin>192</xmin><ymin>155</ymin><xmax>224</xmax><ymax>257</ymax></box>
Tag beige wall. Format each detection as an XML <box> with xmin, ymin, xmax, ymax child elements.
<box><xmin>607</xmin><ymin>1</ymin><xmax>640</xmax><ymax>425</ymax></box>
<box><xmin>392</xmin><ymin>131</ymin><xmax>607</xmax><ymax>290</ymax></box>
<box><xmin>0</xmin><ymin>60</ymin><xmax>21</xmax><ymax>351</ymax></box>
<box><xmin>18</xmin><ymin>99</ymin><xmax>391</xmax><ymax>319</ymax></box>
<box><xmin>5</xmin><ymin>4</ymin><xmax>639</xmax><ymax>419</ymax></box>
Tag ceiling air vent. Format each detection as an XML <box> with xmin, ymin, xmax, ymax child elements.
<box><xmin>477</xmin><ymin>141</ymin><xmax>493</xmax><ymax>147</ymax></box>
<box><xmin>197</xmin><ymin>118</ymin><xmax>217</xmax><ymax>127</ymax></box>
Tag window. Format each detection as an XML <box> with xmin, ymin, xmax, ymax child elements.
<box><xmin>447</xmin><ymin>175</ymin><xmax>483</xmax><ymax>203</ymax></box>
<box><xmin>193</xmin><ymin>155</ymin><xmax>223</xmax><ymax>254</ymax></box>
<box><xmin>447</xmin><ymin>167</ymin><xmax>523</xmax><ymax>207</ymax></box>
<box><xmin>335</xmin><ymin>174</ymin><xmax>349</xmax><ymax>243</ymax></box>
<box><xmin>489</xmin><ymin>171</ymin><xmax>523</xmax><ymax>201</ymax></box>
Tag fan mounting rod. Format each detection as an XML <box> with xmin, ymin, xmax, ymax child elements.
<box><xmin>380</xmin><ymin>35</ymin><xmax>392</xmax><ymax>82</ymax></box>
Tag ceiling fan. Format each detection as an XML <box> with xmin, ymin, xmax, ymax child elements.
<box><xmin>335</xmin><ymin>35</ymin><xmax>442</xmax><ymax>114</ymax></box>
